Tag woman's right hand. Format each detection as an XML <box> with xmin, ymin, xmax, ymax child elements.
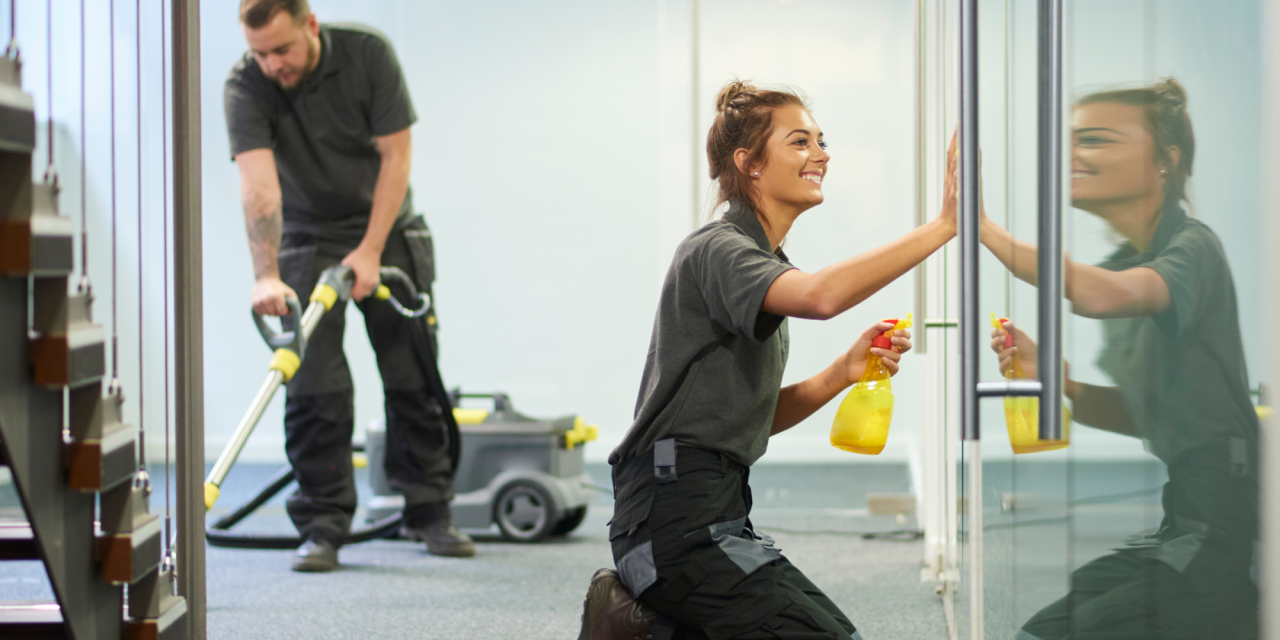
<box><xmin>991</xmin><ymin>319</ymin><xmax>1037</xmax><ymax>379</ymax></box>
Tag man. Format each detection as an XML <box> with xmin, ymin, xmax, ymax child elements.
<box><xmin>225</xmin><ymin>0</ymin><xmax>473</xmax><ymax>572</ymax></box>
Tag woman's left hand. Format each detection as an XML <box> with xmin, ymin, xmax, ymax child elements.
<box><xmin>840</xmin><ymin>321</ymin><xmax>913</xmax><ymax>385</ymax></box>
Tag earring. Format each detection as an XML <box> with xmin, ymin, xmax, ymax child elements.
<box><xmin>1160</xmin><ymin>169</ymin><xmax>1167</xmax><ymax>175</ymax></box>
<box><xmin>753</xmin><ymin>172</ymin><xmax>759</xmax><ymax>176</ymax></box>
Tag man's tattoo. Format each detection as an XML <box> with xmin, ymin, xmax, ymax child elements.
<box><xmin>246</xmin><ymin>203</ymin><xmax>283</xmax><ymax>279</ymax></box>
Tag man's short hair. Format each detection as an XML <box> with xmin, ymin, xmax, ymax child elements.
<box><xmin>240</xmin><ymin>0</ymin><xmax>310</xmax><ymax>29</ymax></box>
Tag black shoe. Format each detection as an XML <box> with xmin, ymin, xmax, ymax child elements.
<box><xmin>292</xmin><ymin>539</ymin><xmax>338</xmax><ymax>573</ymax></box>
<box><xmin>400</xmin><ymin>520</ymin><xmax>476</xmax><ymax>557</ymax></box>
<box><xmin>578</xmin><ymin>568</ymin><xmax>657</xmax><ymax>640</ymax></box>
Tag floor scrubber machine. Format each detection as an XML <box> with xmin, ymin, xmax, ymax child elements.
<box><xmin>203</xmin><ymin>265</ymin><xmax>598</xmax><ymax>549</ymax></box>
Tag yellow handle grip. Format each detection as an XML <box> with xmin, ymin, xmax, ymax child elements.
<box><xmin>204</xmin><ymin>482</ymin><xmax>220</xmax><ymax>511</ymax></box>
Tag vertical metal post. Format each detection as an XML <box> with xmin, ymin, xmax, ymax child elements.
<box><xmin>171</xmin><ymin>0</ymin><xmax>204</xmax><ymax>637</ymax></box>
<box><xmin>1263</xmin><ymin>3</ymin><xmax>1280</xmax><ymax>637</ymax></box>
<box><xmin>914</xmin><ymin>0</ymin><xmax>928</xmax><ymax>355</ymax></box>
<box><xmin>691</xmin><ymin>0</ymin><xmax>700</xmax><ymax>228</ymax></box>
<box><xmin>959</xmin><ymin>0</ymin><xmax>980</xmax><ymax>444</ymax></box>
<box><xmin>1037</xmin><ymin>0</ymin><xmax>1064</xmax><ymax>441</ymax></box>
<box><xmin>959</xmin><ymin>0</ymin><xmax>983</xmax><ymax>637</ymax></box>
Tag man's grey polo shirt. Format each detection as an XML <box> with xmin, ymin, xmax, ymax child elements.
<box><xmin>610</xmin><ymin>200</ymin><xmax>796</xmax><ymax>468</ymax></box>
<box><xmin>225</xmin><ymin>23</ymin><xmax>417</xmax><ymax>242</ymax></box>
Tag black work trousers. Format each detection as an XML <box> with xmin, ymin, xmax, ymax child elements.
<box><xmin>1017</xmin><ymin>440</ymin><xmax>1258</xmax><ymax>640</ymax></box>
<box><xmin>610</xmin><ymin>443</ymin><xmax>862</xmax><ymax>640</ymax></box>
<box><xmin>278</xmin><ymin>216</ymin><xmax>452</xmax><ymax>547</ymax></box>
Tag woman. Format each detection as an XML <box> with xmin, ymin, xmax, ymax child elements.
<box><xmin>578</xmin><ymin>81</ymin><xmax>957</xmax><ymax>640</ymax></box>
<box><xmin>984</xmin><ymin>79</ymin><xmax>1258</xmax><ymax>639</ymax></box>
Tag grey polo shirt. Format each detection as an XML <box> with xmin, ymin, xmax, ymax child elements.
<box><xmin>224</xmin><ymin>23</ymin><xmax>417</xmax><ymax>242</ymax></box>
<box><xmin>1096</xmin><ymin>203</ymin><xmax>1258</xmax><ymax>465</ymax></box>
<box><xmin>609</xmin><ymin>200</ymin><xmax>796</xmax><ymax>467</ymax></box>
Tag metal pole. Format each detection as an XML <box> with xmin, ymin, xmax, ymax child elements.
<box><xmin>959</xmin><ymin>0</ymin><xmax>980</xmax><ymax>443</ymax></box>
<box><xmin>171</xmin><ymin>0</ymin><xmax>204</xmax><ymax>637</ymax></box>
<box><xmin>914</xmin><ymin>0</ymin><xmax>928</xmax><ymax>354</ymax></box>
<box><xmin>959</xmin><ymin>0</ymin><xmax>983</xmax><ymax>636</ymax></box>
<box><xmin>691</xmin><ymin>0</ymin><xmax>700</xmax><ymax>229</ymax></box>
<box><xmin>1037</xmin><ymin>0</ymin><xmax>1064</xmax><ymax>442</ymax></box>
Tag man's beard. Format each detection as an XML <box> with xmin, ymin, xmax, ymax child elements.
<box><xmin>269</xmin><ymin>39</ymin><xmax>318</xmax><ymax>89</ymax></box>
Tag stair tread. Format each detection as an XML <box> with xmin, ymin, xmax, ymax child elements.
<box><xmin>0</xmin><ymin>520</ymin><xmax>38</xmax><ymax>560</ymax></box>
<box><xmin>0</xmin><ymin>600</ymin><xmax>63</xmax><ymax>624</ymax></box>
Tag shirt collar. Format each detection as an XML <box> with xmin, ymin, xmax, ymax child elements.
<box><xmin>298</xmin><ymin>25</ymin><xmax>339</xmax><ymax>91</ymax></box>
<box><xmin>723</xmin><ymin>199</ymin><xmax>788</xmax><ymax>260</ymax></box>
<box><xmin>1106</xmin><ymin>199</ymin><xmax>1188</xmax><ymax>262</ymax></box>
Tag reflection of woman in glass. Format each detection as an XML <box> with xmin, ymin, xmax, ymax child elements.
<box><xmin>984</xmin><ymin>79</ymin><xmax>1258</xmax><ymax>638</ymax></box>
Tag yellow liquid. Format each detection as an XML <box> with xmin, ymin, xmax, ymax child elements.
<box><xmin>1004</xmin><ymin>396</ymin><xmax>1072</xmax><ymax>454</ymax></box>
<box><xmin>830</xmin><ymin>379</ymin><xmax>895</xmax><ymax>455</ymax></box>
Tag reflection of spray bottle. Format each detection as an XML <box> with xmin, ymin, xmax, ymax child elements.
<box><xmin>991</xmin><ymin>314</ymin><xmax>1071</xmax><ymax>454</ymax></box>
<box><xmin>830</xmin><ymin>314</ymin><xmax>913</xmax><ymax>455</ymax></box>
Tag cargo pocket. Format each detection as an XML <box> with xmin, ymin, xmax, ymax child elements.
<box><xmin>610</xmin><ymin>491</ymin><xmax>656</xmax><ymax>596</ymax></box>
<box><xmin>709</xmin><ymin>517</ymin><xmax>782</xmax><ymax>576</ymax></box>
<box><xmin>401</xmin><ymin>217</ymin><xmax>436</xmax><ymax>291</ymax></box>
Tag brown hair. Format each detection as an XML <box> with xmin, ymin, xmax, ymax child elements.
<box><xmin>706</xmin><ymin>80</ymin><xmax>808</xmax><ymax>216</ymax></box>
<box><xmin>240</xmin><ymin>0</ymin><xmax>310</xmax><ymax>29</ymax></box>
<box><xmin>1077</xmin><ymin>77</ymin><xmax>1195</xmax><ymax>204</ymax></box>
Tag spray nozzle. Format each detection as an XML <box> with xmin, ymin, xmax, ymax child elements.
<box><xmin>991</xmin><ymin>313</ymin><xmax>1014</xmax><ymax>348</ymax></box>
<box><xmin>872</xmin><ymin>313</ymin><xmax>913</xmax><ymax>350</ymax></box>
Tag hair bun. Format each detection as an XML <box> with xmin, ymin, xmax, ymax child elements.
<box><xmin>715</xmin><ymin>80</ymin><xmax>756</xmax><ymax>114</ymax></box>
<box><xmin>1155</xmin><ymin>77</ymin><xmax>1188</xmax><ymax>111</ymax></box>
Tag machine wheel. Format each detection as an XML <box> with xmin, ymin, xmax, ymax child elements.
<box><xmin>494</xmin><ymin>481</ymin><xmax>556</xmax><ymax>542</ymax></box>
<box><xmin>552</xmin><ymin>506</ymin><xmax>588</xmax><ymax>536</ymax></box>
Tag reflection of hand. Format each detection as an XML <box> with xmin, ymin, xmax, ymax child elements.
<box><xmin>842</xmin><ymin>322</ymin><xmax>912</xmax><ymax>384</ymax></box>
<box><xmin>251</xmin><ymin>277</ymin><xmax>298</xmax><ymax>317</ymax></box>
<box><xmin>341</xmin><ymin>246</ymin><xmax>382</xmax><ymax>301</ymax></box>
<box><xmin>990</xmin><ymin>319</ymin><xmax>1037</xmax><ymax>379</ymax></box>
<box><xmin>939</xmin><ymin>131</ymin><xmax>958</xmax><ymax>232</ymax></box>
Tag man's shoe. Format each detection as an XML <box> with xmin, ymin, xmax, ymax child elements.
<box><xmin>400</xmin><ymin>520</ymin><xmax>476</xmax><ymax>558</ymax></box>
<box><xmin>292</xmin><ymin>539</ymin><xmax>338</xmax><ymax>573</ymax></box>
<box><xmin>577</xmin><ymin>568</ymin><xmax>657</xmax><ymax>640</ymax></box>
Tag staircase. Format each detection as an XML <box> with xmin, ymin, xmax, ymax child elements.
<box><xmin>0</xmin><ymin>49</ymin><xmax>187</xmax><ymax>640</ymax></box>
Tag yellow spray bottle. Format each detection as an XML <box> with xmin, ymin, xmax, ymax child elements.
<box><xmin>830</xmin><ymin>314</ymin><xmax>912</xmax><ymax>455</ymax></box>
<box><xmin>991</xmin><ymin>314</ymin><xmax>1071</xmax><ymax>454</ymax></box>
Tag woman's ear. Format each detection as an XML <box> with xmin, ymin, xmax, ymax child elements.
<box><xmin>1166</xmin><ymin>146</ymin><xmax>1181</xmax><ymax>176</ymax></box>
<box><xmin>733</xmin><ymin>148</ymin><xmax>756</xmax><ymax>178</ymax></box>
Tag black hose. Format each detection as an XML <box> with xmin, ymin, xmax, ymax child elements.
<box><xmin>208</xmin><ymin>278</ymin><xmax>460</xmax><ymax>550</ymax></box>
<box><xmin>205</xmin><ymin>445</ymin><xmax>405</xmax><ymax>549</ymax></box>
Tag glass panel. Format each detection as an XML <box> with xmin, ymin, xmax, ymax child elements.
<box><xmin>1053</xmin><ymin>1</ymin><xmax>1264</xmax><ymax>638</ymax></box>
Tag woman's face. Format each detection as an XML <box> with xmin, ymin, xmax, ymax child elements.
<box><xmin>754</xmin><ymin>104</ymin><xmax>830</xmax><ymax>211</ymax></box>
<box><xmin>1070</xmin><ymin>103</ymin><xmax>1164</xmax><ymax>209</ymax></box>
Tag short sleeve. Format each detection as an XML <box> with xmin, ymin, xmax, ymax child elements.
<box><xmin>364</xmin><ymin>36</ymin><xmax>417</xmax><ymax>137</ymax></box>
<box><xmin>1147</xmin><ymin>225</ymin><xmax>1221</xmax><ymax>338</ymax></box>
<box><xmin>224</xmin><ymin>68</ymin><xmax>275</xmax><ymax>159</ymax></box>
<box><xmin>695</xmin><ymin>228</ymin><xmax>794</xmax><ymax>342</ymax></box>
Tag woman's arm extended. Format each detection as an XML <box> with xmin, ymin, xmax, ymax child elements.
<box><xmin>762</xmin><ymin>220</ymin><xmax>955</xmax><ymax>320</ymax></box>
<box><xmin>980</xmin><ymin>217</ymin><xmax>1170</xmax><ymax>319</ymax></box>
<box><xmin>763</xmin><ymin>134</ymin><xmax>958</xmax><ymax>320</ymax></box>
<box><xmin>771</xmin><ymin>322</ymin><xmax>911</xmax><ymax>435</ymax></box>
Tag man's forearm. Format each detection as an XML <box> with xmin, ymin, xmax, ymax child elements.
<box><xmin>359</xmin><ymin>155</ymin><xmax>410</xmax><ymax>255</ymax></box>
<box><xmin>244</xmin><ymin>194</ymin><xmax>283</xmax><ymax>280</ymax></box>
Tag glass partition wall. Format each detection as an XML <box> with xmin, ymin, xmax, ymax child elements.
<box><xmin>920</xmin><ymin>0</ymin><xmax>1267</xmax><ymax>638</ymax></box>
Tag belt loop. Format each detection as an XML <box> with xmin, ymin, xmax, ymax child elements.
<box><xmin>654</xmin><ymin>439</ymin><xmax>678</xmax><ymax>485</ymax></box>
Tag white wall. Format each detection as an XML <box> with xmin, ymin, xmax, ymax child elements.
<box><xmin>5</xmin><ymin>0</ymin><xmax>173</xmax><ymax>468</ymax></box>
<box><xmin>198</xmin><ymin>0</ymin><xmax>923</xmax><ymax>464</ymax></box>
